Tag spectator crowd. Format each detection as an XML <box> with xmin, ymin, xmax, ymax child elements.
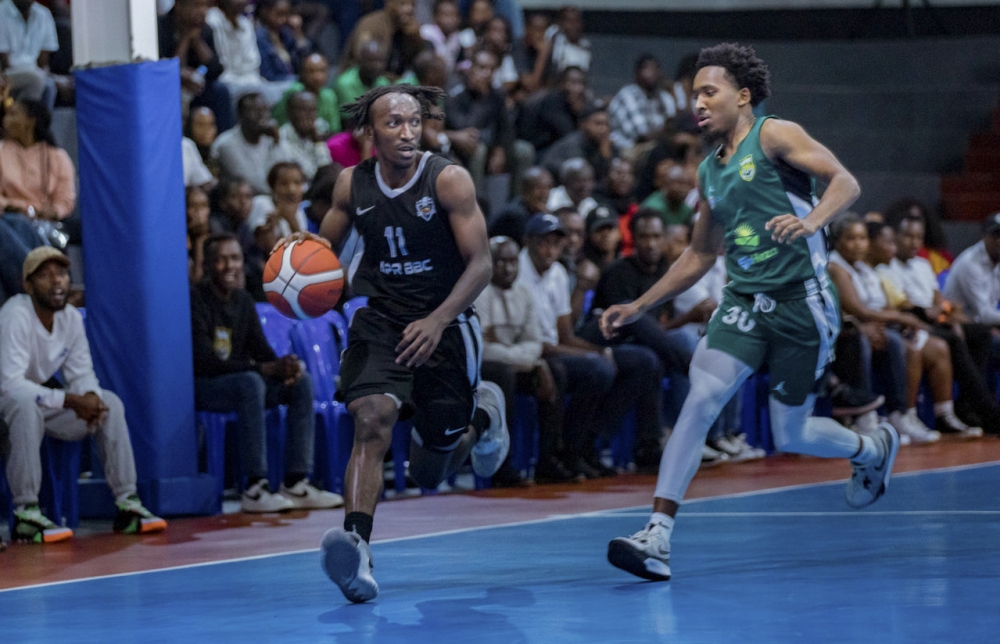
<box><xmin>2</xmin><ymin>0</ymin><xmax>999</xmax><ymax>530</ymax></box>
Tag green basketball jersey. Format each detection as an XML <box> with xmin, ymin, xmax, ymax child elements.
<box><xmin>698</xmin><ymin>116</ymin><xmax>827</xmax><ymax>295</ymax></box>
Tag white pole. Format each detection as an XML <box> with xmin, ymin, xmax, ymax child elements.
<box><xmin>72</xmin><ymin>0</ymin><xmax>159</xmax><ymax>68</ymax></box>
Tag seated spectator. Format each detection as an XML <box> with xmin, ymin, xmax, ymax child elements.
<box><xmin>541</xmin><ymin>99</ymin><xmax>618</xmax><ymax>188</ymax></box>
<box><xmin>186</xmin><ymin>186</ymin><xmax>211</xmax><ymax>283</ymax></box>
<box><xmin>0</xmin><ymin>98</ymin><xmax>75</xmax><ymax>304</ymax></box>
<box><xmin>301</xmin><ymin>163</ymin><xmax>343</xmax><ymax>229</ymax></box>
<box><xmin>489</xmin><ymin>166</ymin><xmax>553</xmax><ymax>244</ymax></box>
<box><xmin>547</xmin><ymin>157</ymin><xmax>597</xmax><ymax>216</ymax></box>
<box><xmin>158</xmin><ymin>0</ymin><xmax>234</xmax><ymax>131</ymax></box>
<box><xmin>340</xmin><ymin>0</ymin><xmax>426</xmax><ymax>82</ymax></box>
<box><xmin>459</xmin><ymin>0</ymin><xmax>525</xmax><ymax>40</ymax></box>
<box><xmin>278</xmin><ymin>91</ymin><xmax>334</xmax><ymax>181</ymax></box>
<box><xmin>185</xmin><ymin>106</ymin><xmax>220</xmax><ymax>173</ymax></box>
<box><xmin>543</xmin><ymin>6</ymin><xmax>591</xmax><ymax>78</ymax></box>
<box><xmin>942</xmin><ymin>212</ymin><xmax>1000</xmax><ymax>327</ymax></box>
<box><xmin>520</xmin><ymin>214</ymin><xmax>661</xmax><ymax>478</ymax></box>
<box><xmin>670</xmin><ymin>52</ymin><xmax>699</xmax><ymax>114</ymax></box>
<box><xmin>247</xmin><ymin>161</ymin><xmax>310</xmax><ymax>244</ymax></box>
<box><xmin>633</xmin><ymin>118</ymin><xmax>700</xmax><ymax>202</ymax></box>
<box><xmin>334</xmin><ymin>39</ymin><xmax>393</xmax><ymax>109</ymax></box>
<box><xmin>512</xmin><ymin>12</ymin><xmax>550</xmax><ymax>94</ymax></box>
<box><xmin>481</xmin><ymin>16</ymin><xmax>519</xmax><ymax>94</ymax></box>
<box><xmin>475</xmin><ymin>236</ymin><xmax>574</xmax><ymax>486</ymax></box>
<box><xmin>0</xmin><ymin>247</ymin><xmax>166</xmax><ymax>542</ymax></box>
<box><xmin>518</xmin><ymin>66</ymin><xmax>587</xmax><ymax>158</ymax></box>
<box><xmin>182</xmin><ymin>110</ymin><xmax>216</xmax><ymax>188</ymax></box>
<box><xmin>884</xmin><ymin>197</ymin><xmax>953</xmax><ymax>274</ymax></box>
<box><xmin>555</xmin><ymin>206</ymin><xmax>589</xmax><ymax>324</ymax></box>
<box><xmin>0</xmin><ymin>0</ymin><xmax>58</xmax><ymax>108</ymax></box>
<box><xmin>455</xmin><ymin>0</ymin><xmax>493</xmax><ymax>60</ymax></box>
<box><xmin>828</xmin><ymin>214</ymin><xmax>980</xmax><ymax>441</ymax></box>
<box><xmin>191</xmin><ymin>234</ymin><xmax>342</xmax><ymax>512</ymax></box>
<box><xmin>445</xmin><ymin>47</ymin><xmax>533</xmax><ymax>197</ymax></box>
<box><xmin>413</xmin><ymin>50</ymin><xmax>449</xmax><ymax>91</ymax></box>
<box><xmin>255</xmin><ymin>0</ymin><xmax>312</xmax><ymax>83</ymax></box>
<box><xmin>608</xmin><ymin>53</ymin><xmax>678</xmax><ymax>152</ymax></box>
<box><xmin>210</xmin><ymin>178</ymin><xmax>267</xmax><ymax>300</ymax></box>
<box><xmin>594</xmin><ymin>157</ymin><xmax>639</xmax><ymax>255</ymax></box>
<box><xmin>872</xmin><ymin>218</ymin><xmax>1000</xmax><ymax>435</ymax></box>
<box><xmin>206</xmin><ymin>0</ymin><xmax>288</xmax><ymax>106</ymax></box>
<box><xmin>420</xmin><ymin>0</ymin><xmax>463</xmax><ymax>73</ymax></box>
<box><xmin>641</xmin><ymin>159</ymin><xmax>695</xmax><ymax>226</ymax></box>
<box><xmin>580</xmin><ymin>205</ymin><xmax>620</xmax><ymax>279</ymax></box>
<box><xmin>517</xmin><ymin>214</ymin><xmax>609</xmax><ymax>478</ymax></box>
<box><xmin>271</xmin><ymin>53</ymin><xmax>341</xmax><ymax>135</ymax></box>
<box><xmin>212</xmin><ymin>91</ymin><xmax>294</xmax><ymax>194</ymax></box>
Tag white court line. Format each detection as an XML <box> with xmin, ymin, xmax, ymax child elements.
<box><xmin>3</xmin><ymin>459</ymin><xmax>997</xmax><ymax>595</ymax></box>
<box><xmin>604</xmin><ymin>510</ymin><xmax>1000</xmax><ymax>517</ymax></box>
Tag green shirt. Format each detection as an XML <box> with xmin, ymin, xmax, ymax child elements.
<box><xmin>334</xmin><ymin>67</ymin><xmax>393</xmax><ymax>112</ymax></box>
<box><xmin>271</xmin><ymin>83</ymin><xmax>342</xmax><ymax>135</ymax></box>
<box><xmin>640</xmin><ymin>191</ymin><xmax>694</xmax><ymax>227</ymax></box>
<box><xmin>698</xmin><ymin>115</ymin><xmax>824</xmax><ymax>294</ymax></box>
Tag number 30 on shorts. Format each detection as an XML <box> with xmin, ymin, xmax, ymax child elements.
<box><xmin>720</xmin><ymin>305</ymin><xmax>756</xmax><ymax>332</ymax></box>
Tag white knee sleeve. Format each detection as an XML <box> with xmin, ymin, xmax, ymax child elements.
<box><xmin>654</xmin><ymin>339</ymin><xmax>753</xmax><ymax>503</ymax></box>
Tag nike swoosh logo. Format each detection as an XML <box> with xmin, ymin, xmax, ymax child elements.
<box><xmin>356</xmin><ymin>205</ymin><xmax>375</xmax><ymax>216</ymax></box>
<box><xmin>443</xmin><ymin>427</ymin><xmax>467</xmax><ymax>436</ymax></box>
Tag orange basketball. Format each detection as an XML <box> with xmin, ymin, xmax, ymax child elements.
<box><xmin>263</xmin><ymin>239</ymin><xmax>344</xmax><ymax>319</ymax></box>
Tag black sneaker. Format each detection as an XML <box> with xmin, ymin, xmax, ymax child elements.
<box><xmin>574</xmin><ymin>456</ymin><xmax>617</xmax><ymax>479</ymax></box>
<box><xmin>830</xmin><ymin>384</ymin><xmax>885</xmax><ymax>418</ymax></box>
<box><xmin>113</xmin><ymin>495</ymin><xmax>167</xmax><ymax>534</ymax></box>
<box><xmin>12</xmin><ymin>504</ymin><xmax>73</xmax><ymax>544</ymax></box>
<box><xmin>490</xmin><ymin>462</ymin><xmax>533</xmax><ymax>488</ymax></box>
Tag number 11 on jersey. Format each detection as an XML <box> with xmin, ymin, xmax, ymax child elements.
<box><xmin>384</xmin><ymin>226</ymin><xmax>408</xmax><ymax>258</ymax></box>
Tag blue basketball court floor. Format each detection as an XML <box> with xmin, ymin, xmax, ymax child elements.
<box><xmin>3</xmin><ymin>461</ymin><xmax>998</xmax><ymax>643</ymax></box>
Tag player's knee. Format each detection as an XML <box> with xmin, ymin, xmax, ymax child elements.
<box><xmin>349</xmin><ymin>396</ymin><xmax>397</xmax><ymax>444</ymax></box>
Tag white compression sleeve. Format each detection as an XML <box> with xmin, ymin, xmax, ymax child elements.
<box><xmin>654</xmin><ymin>338</ymin><xmax>754</xmax><ymax>503</ymax></box>
<box><xmin>769</xmin><ymin>394</ymin><xmax>864</xmax><ymax>459</ymax></box>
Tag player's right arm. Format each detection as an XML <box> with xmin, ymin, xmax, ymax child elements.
<box><xmin>272</xmin><ymin>166</ymin><xmax>355</xmax><ymax>253</ymax></box>
<box><xmin>600</xmin><ymin>198</ymin><xmax>724</xmax><ymax>338</ymax></box>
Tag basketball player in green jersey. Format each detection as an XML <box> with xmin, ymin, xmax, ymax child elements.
<box><xmin>601</xmin><ymin>43</ymin><xmax>900</xmax><ymax>582</ymax></box>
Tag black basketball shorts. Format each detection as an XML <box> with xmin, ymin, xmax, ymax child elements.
<box><xmin>338</xmin><ymin>306</ymin><xmax>482</xmax><ymax>450</ymax></box>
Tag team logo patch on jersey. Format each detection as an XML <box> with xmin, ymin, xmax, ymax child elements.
<box><xmin>733</xmin><ymin>223</ymin><xmax>760</xmax><ymax>247</ymax></box>
<box><xmin>415</xmin><ymin>196</ymin><xmax>436</xmax><ymax>221</ymax></box>
<box><xmin>739</xmin><ymin>154</ymin><xmax>756</xmax><ymax>182</ymax></box>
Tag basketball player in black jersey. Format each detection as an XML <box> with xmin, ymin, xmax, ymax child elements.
<box><xmin>277</xmin><ymin>85</ymin><xmax>509</xmax><ymax>603</ymax></box>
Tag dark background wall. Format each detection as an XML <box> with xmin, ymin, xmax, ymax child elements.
<box><xmin>584</xmin><ymin>34</ymin><xmax>1000</xmax><ymax>250</ymax></box>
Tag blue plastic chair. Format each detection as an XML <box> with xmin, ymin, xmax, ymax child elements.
<box><xmin>290</xmin><ymin>315</ymin><xmax>353</xmax><ymax>494</ymax></box>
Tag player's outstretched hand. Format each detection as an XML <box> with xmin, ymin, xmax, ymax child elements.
<box><xmin>765</xmin><ymin>214</ymin><xmax>818</xmax><ymax>244</ymax></box>
<box><xmin>396</xmin><ymin>316</ymin><xmax>447</xmax><ymax>368</ymax></box>
<box><xmin>270</xmin><ymin>232</ymin><xmax>331</xmax><ymax>255</ymax></box>
<box><xmin>600</xmin><ymin>303</ymin><xmax>641</xmax><ymax>339</ymax></box>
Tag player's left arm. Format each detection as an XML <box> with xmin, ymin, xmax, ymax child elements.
<box><xmin>761</xmin><ymin>119</ymin><xmax>861</xmax><ymax>244</ymax></box>
<box><xmin>395</xmin><ymin>164</ymin><xmax>492</xmax><ymax>368</ymax></box>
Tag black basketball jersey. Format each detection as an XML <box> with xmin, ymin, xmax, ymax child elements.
<box><xmin>349</xmin><ymin>152</ymin><xmax>467</xmax><ymax>323</ymax></box>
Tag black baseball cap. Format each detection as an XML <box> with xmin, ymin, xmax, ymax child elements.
<box><xmin>525</xmin><ymin>213</ymin><xmax>567</xmax><ymax>237</ymax></box>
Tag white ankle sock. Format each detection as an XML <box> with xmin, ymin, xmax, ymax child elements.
<box><xmin>934</xmin><ymin>401</ymin><xmax>954</xmax><ymax>418</ymax></box>
<box><xmin>851</xmin><ymin>435</ymin><xmax>879</xmax><ymax>464</ymax></box>
<box><xmin>650</xmin><ymin>512</ymin><xmax>675</xmax><ymax>535</ymax></box>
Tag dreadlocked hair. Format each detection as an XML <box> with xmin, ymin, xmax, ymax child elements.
<box><xmin>341</xmin><ymin>85</ymin><xmax>447</xmax><ymax>129</ymax></box>
<box><xmin>696</xmin><ymin>43</ymin><xmax>771</xmax><ymax>107</ymax></box>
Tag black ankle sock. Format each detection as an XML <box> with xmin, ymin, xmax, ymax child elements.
<box><xmin>345</xmin><ymin>512</ymin><xmax>374</xmax><ymax>543</ymax></box>
<box><xmin>284</xmin><ymin>472</ymin><xmax>307</xmax><ymax>489</ymax></box>
<box><xmin>471</xmin><ymin>407</ymin><xmax>490</xmax><ymax>439</ymax></box>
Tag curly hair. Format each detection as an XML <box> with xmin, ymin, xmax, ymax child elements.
<box><xmin>695</xmin><ymin>43</ymin><xmax>771</xmax><ymax>107</ymax></box>
<box><xmin>341</xmin><ymin>85</ymin><xmax>446</xmax><ymax>130</ymax></box>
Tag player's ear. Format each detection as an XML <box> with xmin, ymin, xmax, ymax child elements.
<box><xmin>737</xmin><ymin>87</ymin><xmax>752</xmax><ymax>109</ymax></box>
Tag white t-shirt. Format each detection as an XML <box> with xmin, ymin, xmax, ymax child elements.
<box><xmin>182</xmin><ymin>137</ymin><xmax>214</xmax><ymax>187</ymax></box>
<box><xmin>517</xmin><ymin>248</ymin><xmax>571</xmax><ymax>346</ymax></box>
<box><xmin>673</xmin><ymin>256</ymin><xmax>726</xmax><ymax>318</ymax></box>
<box><xmin>943</xmin><ymin>240</ymin><xmax>1000</xmax><ymax>325</ymax></box>
<box><xmin>830</xmin><ymin>251</ymin><xmax>887</xmax><ymax>310</ymax></box>
<box><xmin>206</xmin><ymin>7</ymin><xmax>263</xmax><ymax>84</ymax></box>
<box><xmin>0</xmin><ymin>0</ymin><xmax>59</xmax><ymax>72</ymax></box>
<box><xmin>0</xmin><ymin>295</ymin><xmax>102</xmax><ymax>409</ymax></box>
<box><xmin>247</xmin><ymin>194</ymin><xmax>309</xmax><ymax>237</ymax></box>
<box><xmin>890</xmin><ymin>256</ymin><xmax>938</xmax><ymax>309</ymax></box>
<box><xmin>212</xmin><ymin>127</ymin><xmax>294</xmax><ymax>194</ymax></box>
